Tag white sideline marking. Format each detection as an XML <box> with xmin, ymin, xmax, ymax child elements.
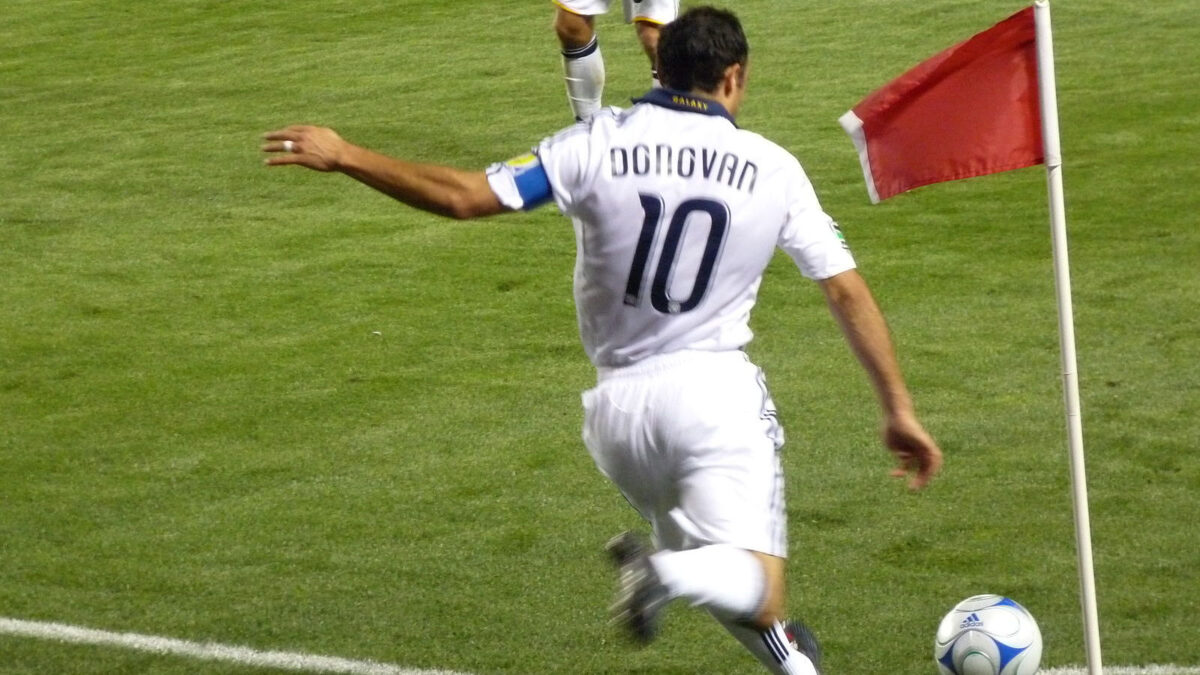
<box><xmin>1041</xmin><ymin>662</ymin><xmax>1200</xmax><ymax>667</ymax></box>
<box><xmin>6</xmin><ymin>618</ymin><xmax>1198</xmax><ymax>675</ymax></box>
<box><xmin>0</xmin><ymin>617</ymin><xmax>474</xmax><ymax>675</ymax></box>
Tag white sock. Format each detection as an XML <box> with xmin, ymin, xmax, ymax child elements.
<box><xmin>649</xmin><ymin>545</ymin><xmax>765</xmax><ymax>620</ymax></box>
<box><xmin>716</xmin><ymin>618</ymin><xmax>820</xmax><ymax>675</ymax></box>
<box><xmin>562</xmin><ymin>36</ymin><xmax>605</xmax><ymax>120</ymax></box>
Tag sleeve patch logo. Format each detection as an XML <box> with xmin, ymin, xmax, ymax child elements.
<box><xmin>830</xmin><ymin>221</ymin><xmax>850</xmax><ymax>250</ymax></box>
<box><xmin>505</xmin><ymin>152</ymin><xmax>541</xmax><ymax>174</ymax></box>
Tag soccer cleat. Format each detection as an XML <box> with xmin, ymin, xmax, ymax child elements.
<box><xmin>785</xmin><ymin>620</ymin><xmax>824</xmax><ymax>674</ymax></box>
<box><xmin>605</xmin><ymin>531</ymin><xmax>669</xmax><ymax>645</ymax></box>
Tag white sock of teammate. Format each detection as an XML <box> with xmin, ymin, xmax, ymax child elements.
<box><xmin>715</xmin><ymin>618</ymin><xmax>820</xmax><ymax>675</ymax></box>
<box><xmin>562</xmin><ymin>36</ymin><xmax>605</xmax><ymax>120</ymax></box>
<box><xmin>649</xmin><ymin>544</ymin><xmax>765</xmax><ymax>618</ymax></box>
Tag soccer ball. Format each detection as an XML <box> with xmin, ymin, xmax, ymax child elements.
<box><xmin>934</xmin><ymin>594</ymin><xmax>1043</xmax><ymax>675</ymax></box>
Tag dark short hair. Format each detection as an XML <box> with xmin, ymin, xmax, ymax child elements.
<box><xmin>656</xmin><ymin>7</ymin><xmax>749</xmax><ymax>93</ymax></box>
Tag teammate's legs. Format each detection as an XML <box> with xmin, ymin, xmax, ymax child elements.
<box><xmin>626</xmin><ymin>0</ymin><xmax>678</xmax><ymax>86</ymax></box>
<box><xmin>554</xmin><ymin>3</ymin><xmax>606</xmax><ymax>120</ymax></box>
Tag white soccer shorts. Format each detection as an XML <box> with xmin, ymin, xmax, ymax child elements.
<box><xmin>554</xmin><ymin>0</ymin><xmax>679</xmax><ymax>25</ymax></box>
<box><xmin>581</xmin><ymin>350</ymin><xmax>788</xmax><ymax>557</ymax></box>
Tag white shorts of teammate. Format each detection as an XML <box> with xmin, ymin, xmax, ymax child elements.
<box><xmin>555</xmin><ymin>0</ymin><xmax>679</xmax><ymax>25</ymax></box>
<box><xmin>582</xmin><ymin>349</ymin><xmax>788</xmax><ymax>557</ymax></box>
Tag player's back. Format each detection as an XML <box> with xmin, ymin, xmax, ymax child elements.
<box><xmin>536</xmin><ymin>91</ymin><xmax>851</xmax><ymax>369</ymax></box>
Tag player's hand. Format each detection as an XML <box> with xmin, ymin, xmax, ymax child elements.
<box><xmin>261</xmin><ymin>125</ymin><xmax>347</xmax><ymax>172</ymax></box>
<box><xmin>882</xmin><ymin>411</ymin><xmax>942</xmax><ymax>490</ymax></box>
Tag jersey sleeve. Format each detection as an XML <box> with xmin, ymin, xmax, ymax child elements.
<box><xmin>485</xmin><ymin>122</ymin><xmax>594</xmax><ymax>214</ymax></box>
<box><xmin>535</xmin><ymin>123</ymin><xmax>596</xmax><ymax>215</ymax></box>
<box><xmin>777</xmin><ymin>161</ymin><xmax>857</xmax><ymax>280</ymax></box>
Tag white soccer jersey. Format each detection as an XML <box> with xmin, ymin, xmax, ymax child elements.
<box><xmin>488</xmin><ymin>89</ymin><xmax>856</xmax><ymax>369</ymax></box>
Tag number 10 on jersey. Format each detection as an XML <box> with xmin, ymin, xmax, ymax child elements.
<box><xmin>623</xmin><ymin>193</ymin><xmax>730</xmax><ymax>315</ymax></box>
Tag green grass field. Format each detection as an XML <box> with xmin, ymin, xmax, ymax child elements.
<box><xmin>2</xmin><ymin>1</ymin><xmax>1197</xmax><ymax>673</ymax></box>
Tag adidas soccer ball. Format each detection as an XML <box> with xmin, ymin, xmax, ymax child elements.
<box><xmin>934</xmin><ymin>594</ymin><xmax>1043</xmax><ymax>675</ymax></box>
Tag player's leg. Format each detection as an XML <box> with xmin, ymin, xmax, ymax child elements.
<box><xmin>585</xmin><ymin>355</ymin><xmax>768</xmax><ymax>637</ymax></box>
<box><xmin>645</xmin><ymin>500</ymin><xmax>822</xmax><ymax>674</ymax></box>
<box><xmin>644</xmin><ymin>354</ymin><xmax>819</xmax><ymax>673</ymax></box>
<box><xmin>608</xmin><ymin>532</ymin><xmax>820</xmax><ymax>673</ymax></box>
<box><xmin>608</xmin><ymin>531</ymin><xmax>765</xmax><ymax>641</ymax></box>
<box><xmin>587</xmin><ymin>352</ymin><xmax>821</xmax><ymax>673</ymax></box>
<box><xmin>705</xmin><ymin>553</ymin><xmax>822</xmax><ymax>675</ymax></box>
<box><xmin>715</xmin><ymin>615</ymin><xmax>823</xmax><ymax>675</ymax></box>
<box><xmin>554</xmin><ymin>1</ymin><xmax>607</xmax><ymax>120</ymax></box>
<box><xmin>625</xmin><ymin>0</ymin><xmax>679</xmax><ymax>86</ymax></box>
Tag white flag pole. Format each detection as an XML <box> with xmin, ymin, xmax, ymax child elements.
<box><xmin>1033</xmin><ymin>3</ymin><xmax>1103</xmax><ymax>673</ymax></box>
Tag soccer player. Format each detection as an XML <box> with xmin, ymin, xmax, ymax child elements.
<box><xmin>262</xmin><ymin>7</ymin><xmax>941</xmax><ymax>674</ymax></box>
<box><xmin>554</xmin><ymin>0</ymin><xmax>679</xmax><ymax>120</ymax></box>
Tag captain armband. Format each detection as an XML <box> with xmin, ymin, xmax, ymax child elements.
<box><xmin>485</xmin><ymin>152</ymin><xmax>553</xmax><ymax>211</ymax></box>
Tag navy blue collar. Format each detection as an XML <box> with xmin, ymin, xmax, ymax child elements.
<box><xmin>632</xmin><ymin>88</ymin><xmax>737</xmax><ymax>125</ymax></box>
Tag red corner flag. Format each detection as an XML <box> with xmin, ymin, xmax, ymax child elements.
<box><xmin>840</xmin><ymin>7</ymin><xmax>1043</xmax><ymax>203</ymax></box>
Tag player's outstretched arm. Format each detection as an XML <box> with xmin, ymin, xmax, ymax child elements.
<box><xmin>818</xmin><ymin>269</ymin><xmax>943</xmax><ymax>490</ymax></box>
<box><xmin>262</xmin><ymin>125</ymin><xmax>507</xmax><ymax>220</ymax></box>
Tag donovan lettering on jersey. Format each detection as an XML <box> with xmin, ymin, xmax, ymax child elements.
<box><xmin>610</xmin><ymin>144</ymin><xmax>758</xmax><ymax>194</ymax></box>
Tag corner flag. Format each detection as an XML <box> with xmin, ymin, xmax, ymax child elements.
<box><xmin>840</xmin><ymin>4</ymin><xmax>1105</xmax><ymax>674</ymax></box>
<box><xmin>839</xmin><ymin>7</ymin><xmax>1042</xmax><ymax>203</ymax></box>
